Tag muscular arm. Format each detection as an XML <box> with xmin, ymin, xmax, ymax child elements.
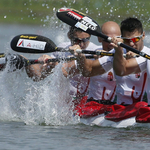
<box><xmin>113</xmin><ymin>45</ymin><xmax>141</xmax><ymax>76</ymax></box>
<box><xmin>76</xmin><ymin>54</ymin><xmax>106</xmax><ymax>77</ymax></box>
<box><xmin>68</xmin><ymin>45</ymin><xmax>106</xmax><ymax>77</ymax></box>
<box><xmin>62</xmin><ymin>59</ymin><xmax>105</xmax><ymax>77</ymax></box>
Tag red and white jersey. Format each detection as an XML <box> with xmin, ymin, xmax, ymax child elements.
<box><xmin>88</xmin><ymin>68</ymin><xmax>116</xmax><ymax>101</ymax></box>
<box><xmin>99</xmin><ymin>47</ymin><xmax>148</xmax><ymax>105</ymax></box>
<box><xmin>88</xmin><ymin>47</ymin><xmax>116</xmax><ymax>101</ymax></box>
<box><xmin>52</xmin><ymin>41</ymin><xmax>101</xmax><ymax>98</ymax></box>
<box><xmin>116</xmin><ymin>71</ymin><xmax>147</xmax><ymax>105</ymax></box>
<box><xmin>135</xmin><ymin>46</ymin><xmax>150</xmax><ymax>105</ymax></box>
<box><xmin>147</xmin><ymin>59</ymin><xmax>150</xmax><ymax>105</ymax></box>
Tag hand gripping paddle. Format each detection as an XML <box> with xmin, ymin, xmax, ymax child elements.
<box><xmin>56</xmin><ymin>8</ymin><xmax>150</xmax><ymax>59</ymax></box>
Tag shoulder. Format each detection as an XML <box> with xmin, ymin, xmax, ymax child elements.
<box><xmin>142</xmin><ymin>46</ymin><xmax>150</xmax><ymax>54</ymax></box>
<box><xmin>135</xmin><ymin>46</ymin><xmax>150</xmax><ymax>62</ymax></box>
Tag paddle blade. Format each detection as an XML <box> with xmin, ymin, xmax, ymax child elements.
<box><xmin>10</xmin><ymin>34</ymin><xmax>57</xmax><ymax>53</ymax></box>
<box><xmin>56</xmin><ymin>8</ymin><xmax>101</xmax><ymax>36</ymax></box>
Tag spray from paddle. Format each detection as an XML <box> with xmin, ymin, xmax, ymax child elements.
<box><xmin>0</xmin><ymin>59</ymin><xmax>79</xmax><ymax>125</ymax></box>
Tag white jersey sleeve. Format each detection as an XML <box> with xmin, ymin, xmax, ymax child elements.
<box><xmin>147</xmin><ymin>59</ymin><xmax>150</xmax><ymax>105</ymax></box>
<box><xmin>135</xmin><ymin>46</ymin><xmax>149</xmax><ymax>72</ymax></box>
<box><xmin>98</xmin><ymin>49</ymin><xmax>115</xmax><ymax>72</ymax></box>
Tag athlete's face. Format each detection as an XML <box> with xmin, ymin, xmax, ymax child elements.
<box><xmin>98</xmin><ymin>22</ymin><xmax>121</xmax><ymax>52</ymax></box>
<box><xmin>71</xmin><ymin>31</ymin><xmax>90</xmax><ymax>49</ymax></box>
<box><xmin>99</xmin><ymin>36</ymin><xmax>120</xmax><ymax>52</ymax></box>
<box><xmin>122</xmin><ymin>30</ymin><xmax>145</xmax><ymax>52</ymax></box>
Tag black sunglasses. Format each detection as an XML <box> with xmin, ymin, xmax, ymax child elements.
<box><xmin>72</xmin><ymin>37</ymin><xmax>90</xmax><ymax>43</ymax></box>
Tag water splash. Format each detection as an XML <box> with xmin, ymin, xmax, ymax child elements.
<box><xmin>0</xmin><ymin>63</ymin><xmax>79</xmax><ymax>126</ymax></box>
<box><xmin>1</xmin><ymin>0</ymin><xmax>150</xmax><ymax>127</ymax></box>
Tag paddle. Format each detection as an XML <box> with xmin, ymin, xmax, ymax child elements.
<box><xmin>27</xmin><ymin>55</ymin><xmax>95</xmax><ymax>64</ymax></box>
<box><xmin>3</xmin><ymin>52</ymin><xmax>132</xmax><ymax>71</ymax></box>
<box><xmin>10</xmin><ymin>34</ymin><xmax>115</xmax><ymax>57</ymax></box>
<box><xmin>6</xmin><ymin>54</ymin><xmax>95</xmax><ymax>69</ymax></box>
<box><xmin>1</xmin><ymin>53</ymin><xmax>79</xmax><ymax>71</ymax></box>
<box><xmin>56</xmin><ymin>8</ymin><xmax>150</xmax><ymax>59</ymax></box>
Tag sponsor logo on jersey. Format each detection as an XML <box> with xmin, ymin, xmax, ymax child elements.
<box><xmin>107</xmin><ymin>71</ymin><xmax>113</xmax><ymax>81</ymax></box>
<box><xmin>135</xmin><ymin>73</ymin><xmax>140</xmax><ymax>78</ymax></box>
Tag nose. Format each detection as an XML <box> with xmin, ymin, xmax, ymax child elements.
<box><xmin>128</xmin><ymin>40</ymin><xmax>135</xmax><ymax>47</ymax></box>
<box><xmin>79</xmin><ymin>41</ymin><xmax>85</xmax><ymax>48</ymax></box>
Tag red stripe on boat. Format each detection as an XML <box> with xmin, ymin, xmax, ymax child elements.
<box><xmin>136</xmin><ymin>106</ymin><xmax>150</xmax><ymax>123</ymax></box>
<box><xmin>105</xmin><ymin>102</ymin><xmax>148</xmax><ymax>122</ymax></box>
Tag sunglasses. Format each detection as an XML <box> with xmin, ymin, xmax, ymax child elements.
<box><xmin>122</xmin><ymin>33</ymin><xmax>143</xmax><ymax>43</ymax></box>
<box><xmin>72</xmin><ymin>37</ymin><xmax>90</xmax><ymax>44</ymax></box>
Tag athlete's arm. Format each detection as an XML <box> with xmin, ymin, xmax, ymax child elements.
<box><xmin>26</xmin><ymin>55</ymin><xmax>58</xmax><ymax>81</ymax></box>
<box><xmin>69</xmin><ymin>45</ymin><xmax>106</xmax><ymax>77</ymax></box>
<box><xmin>62</xmin><ymin>60</ymin><xmax>80</xmax><ymax>78</ymax></box>
<box><xmin>112</xmin><ymin>38</ymin><xmax>141</xmax><ymax>76</ymax></box>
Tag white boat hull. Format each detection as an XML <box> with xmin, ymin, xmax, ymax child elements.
<box><xmin>80</xmin><ymin>114</ymin><xmax>150</xmax><ymax>128</ymax></box>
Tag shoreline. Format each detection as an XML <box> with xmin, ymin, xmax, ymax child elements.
<box><xmin>0</xmin><ymin>0</ymin><xmax>150</xmax><ymax>30</ymax></box>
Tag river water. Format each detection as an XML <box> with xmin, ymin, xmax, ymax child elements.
<box><xmin>0</xmin><ymin>24</ymin><xmax>150</xmax><ymax>150</ymax></box>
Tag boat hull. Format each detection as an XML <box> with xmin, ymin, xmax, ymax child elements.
<box><xmin>80</xmin><ymin>114</ymin><xmax>136</xmax><ymax>128</ymax></box>
<box><xmin>80</xmin><ymin>114</ymin><xmax>150</xmax><ymax>128</ymax></box>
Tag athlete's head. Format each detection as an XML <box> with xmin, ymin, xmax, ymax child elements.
<box><xmin>67</xmin><ymin>27</ymin><xmax>91</xmax><ymax>49</ymax></box>
<box><xmin>121</xmin><ymin>17</ymin><xmax>145</xmax><ymax>52</ymax></box>
<box><xmin>98</xmin><ymin>21</ymin><xmax>121</xmax><ymax>51</ymax></box>
<box><xmin>121</xmin><ymin>17</ymin><xmax>143</xmax><ymax>35</ymax></box>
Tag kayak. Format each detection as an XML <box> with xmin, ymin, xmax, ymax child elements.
<box><xmin>74</xmin><ymin>96</ymin><xmax>150</xmax><ymax>128</ymax></box>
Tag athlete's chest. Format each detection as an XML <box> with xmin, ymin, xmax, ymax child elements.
<box><xmin>116</xmin><ymin>72</ymin><xmax>147</xmax><ymax>83</ymax></box>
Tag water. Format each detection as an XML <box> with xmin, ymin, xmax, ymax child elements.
<box><xmin>1</xmin><ymin>24</ymin><xmax>150</xmax><ymax>150</ymax></box>
<box><xmin>1</xmin><ymin>122</ymin><xmax>150</xmax><ymax>150</ymax></box>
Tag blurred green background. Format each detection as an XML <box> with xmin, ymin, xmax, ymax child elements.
<box><xmin>0</xmin><ymin>0</ymin><xmax>150</xmax><ymax>30</ymax></box>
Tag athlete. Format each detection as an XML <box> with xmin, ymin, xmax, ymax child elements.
<box><xmin>81</xmin><ymin>21</ymin><xmax>120</xmax><ymax>103</ymax></box>
<box><xmin>26</xmin><ymin>27</ymin><xmax>101</xmax><ymax>101</ymax></box>
<box><xmin>112</xmin><ymin>17</ymin><xmax>150</xmax><ymax>105</ymax></box>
